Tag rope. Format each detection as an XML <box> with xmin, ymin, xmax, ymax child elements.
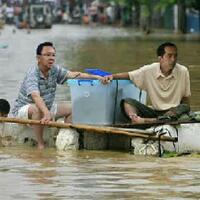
<box><xmin>112</xmin><ymin>80</ymin><xmax>119</xmax><ymax>125</ymax></box>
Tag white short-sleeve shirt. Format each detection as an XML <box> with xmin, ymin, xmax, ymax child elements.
<box><xmin>128</xmin><ymin>62</ymin><xmax>191</xmax><ymax>110</ymax></box>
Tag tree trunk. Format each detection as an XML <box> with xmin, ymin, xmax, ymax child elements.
<box><xmin>177</xmin><ymin>0</ymin><xmax>186</xmax><ymax>33</ymax></box>
<box><xmin>132</xmin><ymin>1</ymin><xmax>140</xmax><ymax>28</ymax></box>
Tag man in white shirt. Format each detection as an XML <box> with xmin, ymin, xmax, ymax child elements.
<box><xmin>105</xmin><ymin>42</ymin><xmax>191</xmax><ymax>124</ymax></box>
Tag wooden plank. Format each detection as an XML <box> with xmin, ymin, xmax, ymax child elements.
<box><xmin>0</xmin><ymin>117</ymin><xmax>177</xmax><ymax>142</ymax></box>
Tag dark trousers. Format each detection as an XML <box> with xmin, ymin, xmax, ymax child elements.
<box><xmin>121</xmin><ymin>98</ymin><xmax>190</xmax><ymax>121</ymax></box>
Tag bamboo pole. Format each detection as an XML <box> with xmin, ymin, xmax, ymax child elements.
<box><xmin>114</xmin><ymin>119</ymin><xmax>200</xmax><ymax>128</ymax></box>
<box><xmin>114</xmin><ymin>127</ymin><xmax>155</xmax><ymax>135</ymax></box>
<box><xmin>0</xmin><ymin>117</ymin><xmax>177</xmax><ymax>142</ymax></box>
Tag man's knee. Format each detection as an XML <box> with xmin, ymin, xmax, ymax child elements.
<box><xmin>28</xmin><ymin>105</ymin><xmax>42</xmax><ymax>119</ymax></box>
<box><xmin>121</xmin><ymin>98</ymin><xmax>141</xmax><ymax>110</ymax></box>
<box><xmin>56</xmin><ymin>102</ymin><xmax>72</xmax><ymax>118</ymax></box>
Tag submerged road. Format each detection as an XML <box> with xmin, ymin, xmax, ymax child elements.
<box><xmin>0</xmin><ymin>24</ymin><xmax>200</xmax><ymax>200</ymax></box>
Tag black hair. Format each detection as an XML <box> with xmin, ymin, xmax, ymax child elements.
<box><xmin>157</xmin><ymin>42</ymin><xmax>177</xmax><ymax>57</ymax></box>
<box><xmin>36</xmin><ymin>42</ymin><xmax>55</xmax><ymax>55</ymax></box>
<box><xmin>0</xmin><ymin>99</ymin><xmax>10</xmax><ymax>115</ymax></box>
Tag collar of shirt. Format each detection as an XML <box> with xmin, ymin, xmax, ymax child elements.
<box><xmin>38</xmin><ymin>66</ymin><xmax>52</xmax><ymax>80</ymax></box>
<box><xmin>155</xmin><ymin>64</ymin><xmax>177</xmax><ymax>80</ymax></box>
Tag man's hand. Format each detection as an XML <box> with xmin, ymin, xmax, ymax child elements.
<box><xmin>95</xmin><ymin>75</ymin><xmax>111</xmax><ymax>85</ymax></box>
<box><xmin>40</xmin><ymin>110</ymin><xmax>52</xmax><ymax>124</ymax></box>
<box><xmin>101</xmin><ymin>75</ymin><xmax>113</xmax><ymax>84</ymax></box>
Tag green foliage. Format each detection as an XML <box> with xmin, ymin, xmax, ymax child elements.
<box><xmin>185</xmin><ymin>0</ymin><xmax>200</xmax><ymax>11</ymax></box>
<box><xmin>114</xmin><ymin>0</ymin><xmax>134</xmax><ymax>7</ymax></box>
<box><xmin>102</xmin><ymin>0</ymin><xmax>200</xmax><ymax>11</ymax></box>
<box><xmin>162</xmin><ymin>151</ymin><xmax>179</xmax><ymax>158</ymax></box>
<box><xmin>155</xmin><ymin>0</ymin><xmax>176</xmax><ymax>11</ymax></box>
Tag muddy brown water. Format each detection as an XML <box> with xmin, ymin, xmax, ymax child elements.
<box><xmin>0</xmin><ymin>25</ymin><xmax>200</xmax><ymax>199</ymax></box>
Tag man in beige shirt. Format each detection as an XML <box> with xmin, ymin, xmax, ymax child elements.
<box><xmin>105</xmin><ymin>42</ymin><xmax>191</xmax><ymax>124</ymax></box>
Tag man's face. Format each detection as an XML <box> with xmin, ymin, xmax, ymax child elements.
<box><xmin>38</xmin><ymin>46</ymin><xmax>56</xmax><ymax>70</ymax></box>
<box><xmin>159</xmin><ymin>46</ymin><xmax>177</xmax><ymax>73</ymax></box>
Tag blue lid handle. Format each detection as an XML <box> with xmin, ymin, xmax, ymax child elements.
<box><xmin>85</xmin><ymin>68</ymin><xmax>111</xmax><ymax>77</ymax></box>
<box><xmin>78</xmin><ymin>79</ymin><xmax>94</xmax><ymax>86</ymax></box>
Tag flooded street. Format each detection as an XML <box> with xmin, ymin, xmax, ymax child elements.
<box><xmin>0</xmin><ymin>24</ymin><xmax>200</xmax><ymax>199</ymax></box>
<box><xmin>1</xmin><ymin>147</ymin><xmax>200</xmax><ymax>199</ymax></box>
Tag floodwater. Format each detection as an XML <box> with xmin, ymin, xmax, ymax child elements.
<box><xmin>1</xmin><ymin>147</ymin><xmax>200</xmax><ymax>199</ymax></box>
<box><xmin>0</xmin><ymin>24</ymin><xmax>200</xmax><ymax>199</ymax></box>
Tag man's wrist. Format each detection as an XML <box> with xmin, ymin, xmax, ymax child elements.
<box><xmin>128</xmin><ymin>114</ymin><xmax>137</xmax><ymax>119</ymax></box>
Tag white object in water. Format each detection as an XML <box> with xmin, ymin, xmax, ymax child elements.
<box><xmin>56</xmin><ymin>128</ymin><xmax>79</xmax><ymax>151</ymax></box>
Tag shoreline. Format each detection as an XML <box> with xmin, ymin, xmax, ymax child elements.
<box><xmin>1</xmin><ymin>24</ymin><xmax>200</xmax><ymax>41</ymax></box>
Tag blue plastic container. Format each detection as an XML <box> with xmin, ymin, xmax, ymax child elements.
<box><xmin>85</xmin><ymin>68</ymin><xmax>111</xmax><ymax>77</ymax></box>
<box><xmin>67</xmin><ymin>79</ymin><xmax>116</xmax><ymax>125</ymax></box>
<box><xmin>67</xmin><ymin>79</ymin><xmax>147</xmax><ymax>125</ymax></box>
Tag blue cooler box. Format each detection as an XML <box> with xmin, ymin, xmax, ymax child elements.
<box><xmin>67</xmin><ymin>79</ymin><xmax>147</xmax><ymax>125</ymax></box>
<box><xmin>67</xmin><ymin>79</ymin><xmax>116</xmax><ymax>125</ymax></box>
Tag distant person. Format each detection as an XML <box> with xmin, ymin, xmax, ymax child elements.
<box><xmin>105</xmin><ymin>3</ymin><xmax>115</xmax><ymax>24</ymax></box>
<box><xmin>105</xmin><ymin>42</ymin><xmax>191</xmax><ymax>124</ymax></box>
<box><xmin>12</xmin><ymin>42</ymin><xmax>106</xmax><ymax>149</ymax></box>
<box><xmin>0</xmin><ymin>99</ymin><xmax>10</xmax><ymax>117</ymax></box>
<box><xmin>88</xmin><ymin>2</ymin><xmax>98</xmax><ymax>24</ymax></box>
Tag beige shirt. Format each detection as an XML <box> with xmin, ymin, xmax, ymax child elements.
<box><xmin>128</xmin><ymin>62</ymin><xmax>191</xmax><ymax>110</ymax></box>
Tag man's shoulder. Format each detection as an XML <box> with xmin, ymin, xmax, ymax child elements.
<box><xmin>50</xmin><ymin>64</ymin><xmax>65</xmax><ymax>74</ymax></box>
<box><xmin>141</xmin><ymin>62</ymin><xmax>159</xmax><ymax>71</ymax></box>
<box><xmin>26</xmin><ymin>65</ymin><xmax>38</xmax><ymax>74</ymax></box>
<box><xmin>51</xmin><ymin>64</ymin><xmax>65</xmax><ymax>72</ymax></box>
<box><xmin>129</xmin><ymin>63</ymin><xmax>158</xmax><ymax>77</ymax></box>
<box><xmin>176</xmin><ymin>63</ymin><xmax>189</xmax><ymax>72</ymax></box>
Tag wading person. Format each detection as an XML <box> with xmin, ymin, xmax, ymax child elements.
<box><xmin>105</xmin><ymin>42</ymin><xmax>191</xmax><ymax>124</ymax></box>
<box><xmin>12</xmin><ymin>42</ymin><xmax>106</xmax><ymax>149</ymax></box>
<box><xmin>0</xmin><ymin>99</ymin><xmax>10</xmax><ymax>117</ymax></box>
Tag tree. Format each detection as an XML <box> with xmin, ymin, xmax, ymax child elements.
<box><xmin>186</xmin><ymin>0</ymin><xmax>200</xmax><ymax>11</ymax></box>
<box><xmin>101</xmin><ymin>0</ymin><xmax>199</xmax><ymax>33</ymax></box>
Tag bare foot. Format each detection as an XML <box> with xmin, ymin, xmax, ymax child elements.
<box><xmin>129</xmin><ymin>114</ymin><xmax>157</xmax><ymax>124</ymax></box>
<box><xmin>37</xmin><ymin>143</ymin><xmax>45</xmax><ymax>150</ymax></box>
<box><xmin>130</xmin><ymin>114</ymin><xmax>145</xmax><ymax>124</ymax></box>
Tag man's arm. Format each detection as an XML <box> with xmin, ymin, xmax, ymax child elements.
<box><xmin>67</xmin><ymin>71</ymin><xmax>130</xmax><ymax>79</ymax></box>
<box><xmin>31</xmin><ymin>91</ymin><xmax>51</xmax><ymax>123</ymax></box>
<box><xmin>104</xmin><ymin>72</ymin><xmax>130</xmax><ymax>82</ymax></box>
<box><xmin>66</xmin><ymin>71</ymin><xmax>108</xmax><ymax>84</ymax></box>
<box><xmin>112</xmin><ymin>72</ymin><xmax>130</xmax><ymax>80</ymax></box>
<box><xmin>75</xmin><ymin>72</ymin><xmax>103</xmax><ymax>80</ymax></box>
<box><xmin>66</xmin><ymin>71</ymin><xmax>130</xmax><ymax>84</ymax></box>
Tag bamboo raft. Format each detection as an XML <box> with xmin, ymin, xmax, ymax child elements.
<box><xmin>1</xmin><ymin>117</ymin><xmax>200</xmax><ymax>156</ymax></box>
<box><xmin>0</xmin><ymin>117</ymin><xmax>177</xmax><ymax>142</ymax></box>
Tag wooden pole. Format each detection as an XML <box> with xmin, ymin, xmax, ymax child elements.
<box><xmin>0</xmin><ymin>117</ymin><xmax>177</xmax><ymax>142</ymax></box>
<box><xmin>114</xmin><ymin>119</ymin><xmax>200</xmax><ymax>128</ymax></box>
